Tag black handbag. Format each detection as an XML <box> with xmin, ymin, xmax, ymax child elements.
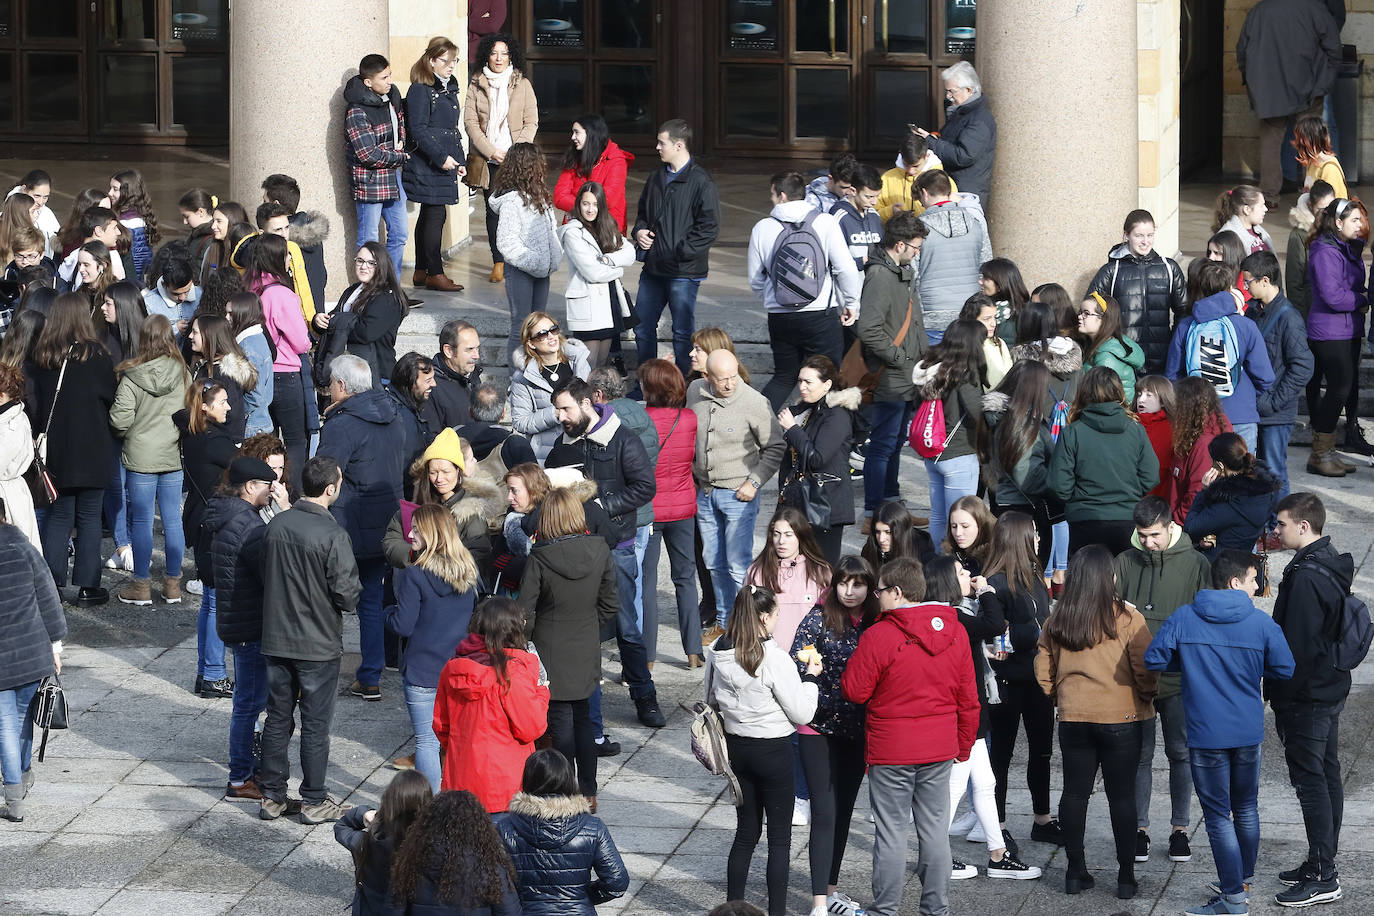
<box><xmin>27</xmin><ymin>675</ymin><xmax>68</xmax><ymax>762</ymax></box>
<box><xmin>780</xmin><ymin>472</ymin><xmax>842</xmax><ymax>530</ymax></box>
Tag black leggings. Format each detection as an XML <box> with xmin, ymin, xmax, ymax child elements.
<box><xmin>546</xmin><ymin>698</ymin><xmax>598</xmax><ymax>798</ymax></box>
<box><xmin>798</xmin><ymin>733</ymin><xmax>866</xmax><ymax>895</ymax></box>
<box><xmin>725</xmin><ymin>733</ymin><xmax>794</xmax><ymax>916</ymax></box>
<box><xmin>1058</xmin><ymin>720</ymin><xmax>1142</xmax><ymax>874</ymax></box>
<box><xmin>1067</xmin><ymin>518</ymin><xmax>1136</xmax><ymax>558</ymax></box>
<box><xmin>483</xmin><ymin>189</ymin><xmax>502</xmax><ymax>264</ymax></box>
<box><xmin>987</xmin><ymin>676</ymin><xmax>1054</xmax><ymax>821</ymax></box>
<box><xmin>270</xmin><ymin>370</ymin><xmax>309</xmax><ymax>495</ymax></box>
<box><xmin>414</xmin><ymin>203</ymin><xmax>448</xmax><ymax>275</ymax></box>
<box><xmin>1307</xmin><ymin>337</ymin><xmax>1358</xmax><ymax>434</ymax></box>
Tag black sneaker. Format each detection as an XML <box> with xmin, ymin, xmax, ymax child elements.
<box><xmin>1279</xmin><ymin>861</ymin><xmax>1319</xmax><ymax>886</ymax></box>
<box><xmin>950</xmin><ymin>859</ymin><xmax>978</xmax><ymax>880</ymax></box>
<box><xmin>199</xmin><ymin>676</ymin><xmax>234</xmax><ymax>698</ymax></box>
<box><xmin>75</xmin><ymin>586</ymin><xmax>109</xmax><ymax>607</ymax></box>
<box><xmin>1135</xmin><ymin>829</ymin><xmax>1151</xmax><ymax>863</ymax></box>
<box><xmin>1169</xmin><ymin>830</ymin><xmax>1193</xmax><ymax>862</ymax></box>
<box><xmin>1276</xmin><ymin>876</ymin><xmax>1341</xmax><ymax>908</ymax></box>
<box><xmin>1000</xmin><ymin>828</ymin><xmax>1019</xmax><ymax>861</ymax></box>
<box><xmin>635</xmin><ymin>693</ymin><xmax>666</xmax><ymax>728</ymax></box>
<box><xmin>596</xmin><ymin>737</ymin><xmax>621</xmax><ymax>757</ymax></box>
<box><xmin>986</xmin><ymin>853</ymin><xmax>1042</xmax><ymax>880</ymax></box>
<box><xmin>1030</xmin><ymin>818</ymin><xmax>1064</xmax><ymax>846</ymax></box>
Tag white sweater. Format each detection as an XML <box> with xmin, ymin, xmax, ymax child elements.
<box><xmin>747</xmin><ymin>200</ymin><xmax>861</xmax><ymax>315</ymax></box>
<box><xmin>705</xmin><ymin>637</ymin><xmax>818</xmax><ymax>739</ymax></box>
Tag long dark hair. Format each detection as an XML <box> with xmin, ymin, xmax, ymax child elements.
<box><xmin>521</xmin><ymin>747</ymin><xmax>579</xmax><ymax>797</ymax></box>
<box><xmin>355</xmin><ymin>770</ymin><xmax>431</xmax><ymax>890</ymax></box>
<box><xmin>922</xmin><ymin>554</ymin><xmax>962</xmax><ymax>605</ymax></box>
<box><xmin>562</xmin><ymin>113</ymin><xmax>611</xmax><ymax>178</ymax></box>
<box><xmin>58</xmin><ymin>188</ymin><xmax>106</xmax><ymax>254</ymax></box>
<box><xmin>243</xmin><ymin>231</ymin><xmax>292</xmax><ymax>289</ymax></box>
<box><xmin>1042</xmin><ymin>545</ymin><xmax>1123</xmax><ymax>652</ymax></box>
<box><xmin>923</xmin><ymin>317</ymin><xmax>987</xmax><ymax>393</ymax></box>
<box><xmin>572</xmin><ymin>180</ymin><xmax>622</xmax><ymax>254</ymax></box>
<box><xmin>111</xmin><ymin>168</ymin><xmax>161</xmax><ymax>244</ymax></box>
<box><xmin>1032</xmin><ymin>282</ymin><xmax>1075</xmax><ymax>335</ymax></box>
<box><xmin>103</xmin><ymin>280</ymin><xmax>148</xmax><ymax>362</ymax></box>
<box><xmin>862</xmin><ymin>500</ymin><xmax>931</xmax><ymax>570</ymax></box>
<box><xmin>1068</xmin><ymin>365</ymin><xmax>1131</xmax><ymax>423</ymax></box>
<box><xmin>390</xmin><ymin>790</ymin><xmax>517</xmax><ymax>909</ymax></box>
<box><xmin>0</xmin><ymin>308</ymin><xmax>44</xmax><ymax>368</ymax></box>
<box><xmin>821</xmin><ymin>555</ymin><xmax>879</xmax><ymax>635</ymax></box>
<box><xmin>468</xmin><ymin>596</ymin><xmax>528</xmax><ymax>689</ymax></box>
<box><xmin>353</xmin><ymin>240</ymin><xmax>408</xmax><ymax>319</ymax></box>
<box><xmin>34</xmin><ymin>292</ymin><xmax>105</xmax><ymax>368</ymax></box>
<box><xmin>979</xmin><ymin>359</ymin><xmax>1050</xmax><ymax>477</ymax></box>
<box><xmin>942</xmin><ymin>494</ymin><xmax>994</xmax><ymax>564</ymax></box>
<box><xmin>748</xmin><ymin>506</ymin><xmax>831</xmax><ymax>595</ymax></box>
<box><xmin>1013</xmin><ymin>299</ymin><xmax>1059</xmax><ymax>347</ymax></box>
<box><xmin>722</xmin><ymin>585</ymin><xmax>777</xmax><ymax>678</ymax></box>
<box><xmin>192</xmin><ymin>314</ymin><xmax>257</xmax><ymax>392</ymax></box>
<box><xmin>1171</xmin><ymin>375</ymin><xmax>1227</xmax><ymax>458</ymax></box>
<box><xmin>980</xmin><ymin>511</ymin><xmax>1042</xmax><ymax>598</ymax></box>
<box><xmin>979</xmin><ymin>257</ymin><xmax>1029</xmax><ymax>321</ymax></box>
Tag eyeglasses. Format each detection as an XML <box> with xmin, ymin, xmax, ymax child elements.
<box><xmin>14</xmin><ymin>251</ymin><xmax>41</xmax><ymax>265</ymax></box>
<box><xmin>875</xmin><ymin>585</ymin><xmax>897</xmax><ymax>595</ymax></box>
<box><xmin>531</xmin><ymin>325</ymin><xmax>560</xmax><ymax>340</ymax></box>
<box><xmin>1077</xmin><ymin>309</ymin><xmax>1098</xmax><ymax>319</ymax></box>
<box><xmin>354</xmin><ymin>257</ymin><xmax>377</xmax><ymax>267</ymax></box>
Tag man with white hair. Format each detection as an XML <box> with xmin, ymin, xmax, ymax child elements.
<box><xmin>913</xmin><ymin>61</ymin><xmax>998</xmax><ymax>210</ymax></box>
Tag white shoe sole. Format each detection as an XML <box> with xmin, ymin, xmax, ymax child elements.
<box><xmin>1276</xmin><ymin>888</ymin><xmax>1341</xmax><ymax>908</ymax></box>
<box><xmin>987</xmin><ymin>868</ymin><xmax>1043</xmax><ymax>880</ymax></box>
<box><xmin>950</xmin><ymin>868</ymin><xmax>978</xmax><ymax>880</ymax></box>
<box><xmin>118</xmin><ymin>596</ymin><xmax>153</xmax><ymax>606</ymax></box>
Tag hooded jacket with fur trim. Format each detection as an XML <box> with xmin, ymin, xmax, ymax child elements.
<box><xmin>1183</xmin><ymin>464</ymin><xmax>1282</xmax><ymax>561</ymax></box>
<box><xmin>545</xmin><ymin>403</ymin><xmax>655</xmax><ymax>546</ymax></box>
<box><xmin>1011</xmin><ymin>335</ymin><xmax>1084</xmax><ymax>415</ymax></box>
<box><xmin>778</xmin><ymin>386</ymin><xmax>862</xmax><ymax>526</ymax></box>
<box><xmin>494</xmin><ymin>791</ymin><xmax>629</xmax><ymax>914</ymax></box>
<box><xmin>1286</xmin><ymin>197</ymin><xmax>1316</xmax><ymax>313</ymax></box>
<box><xmin>382</xmin><ymin>475</ymin><xmax>505</xmax><ymax>578</ymax></box>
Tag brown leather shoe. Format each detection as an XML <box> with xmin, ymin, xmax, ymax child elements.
<box><xmin>425</xmin><ymin>273</ymin><xmax>463</xmax><ymax>292</ymax></box>
<box><xmin>587</xmin><ymin>795</ymin><xmax>597</xmax><ymax>814</ymax></box>
<box><xmin>702</xmin><ymin>624</ymin><xmax>725</xmax><ymax>646</ymax></box>
<box><xmin>488</xmin><ymin>263</ymin><xmax>504</xmax><ymax>283</ymax></box>
<box><xmin>388</xmin><ymin>754</ymin><xmax>415</xmax><ymax>771</ymax></box>
<box><xmin>411</xmin><ymin>269</ymin><xmax>427</xmax><ymax>287</ymax></box>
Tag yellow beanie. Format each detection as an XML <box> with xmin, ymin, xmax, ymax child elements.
<box><xmin>420</xmin><ymin>427</ymin><xmax>466</xmax><ymax>473</ymax></box>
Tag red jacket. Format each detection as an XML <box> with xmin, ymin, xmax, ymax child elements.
<box><xmin>1168</xmin><ymin>414</ymin><xmax>1232</xmax><ymax>525</ymax></box>
<box><xmin>434</xmin><ymin>637</ymin><xmax>551</xmax><ymax>813</ymax></box>
<box><xmin>841</xmin><ymin>602</ymin><xmax>980</xmax><ymax>766</ymax></box>
<box><xmin>647</xmin><ymin>405</ymin><xmax>697</xmax><ymax>523</ymax></box>
<box><xmin>554</xmin><ymin>140</ymin><xmax>636</xmax><ymax>232</ymax></box>
<box><xmin>1139</xmin><ymin>411</ymin><xmax>1173</xmax><ymax>500</ymax></box>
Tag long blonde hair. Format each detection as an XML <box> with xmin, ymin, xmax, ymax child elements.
<box><xmin>410</xmin><ymin>503</ymin><xmax>479</xmax><ymax>592</ymax></box>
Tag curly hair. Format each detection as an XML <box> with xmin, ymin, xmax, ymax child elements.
<box><xmin>491</xmin><ymin>142</ymin><xmax>552</xmax><ymax>214</ymax></box>
<box><xmin>111</xmin><ymin>169</ymin><xmax>161</xmax><ymax>245</ymax></box>
<box><xmin>390</xmin><ymin>790</ymin><xmax>517</xmax><ymax>908</ymax></box>
<box><xmin>1171</xmin><ymin>376</ymin><xmax>1228</xmax><ymax>458</ymax></box>
<box><xmin>475</xmin><ymin>32</ymin><xmax>525</xmax><ymax>74</ymax></box>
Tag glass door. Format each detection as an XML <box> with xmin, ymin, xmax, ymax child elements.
<box><xmin>19</xmin><ymin>0</ymin><xmax>87</xmax><ymax>135</ymax></box>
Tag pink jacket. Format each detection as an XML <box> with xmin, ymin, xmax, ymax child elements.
<box><xmin>750</xmin><ymin>556</ymin><xmax>826</xmax><ymax>662</ymax></box>
<box><xmin>251</xmin><ymin>278</ymin><xmax>311</xmax><ymax>372</ymax></box>
<box><xmin>647</xmin><ymin>406</ymin><xmax>696</xmax><ymax>523</ymax></box>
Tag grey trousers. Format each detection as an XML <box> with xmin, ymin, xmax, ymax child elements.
<box><xmin>1136</xmin><ymin>692</ymin><xmax>1193</xmax><ymax>830</ymax></box>
<box><xmin>868</xmin><ymin>760</ymin><xmax>953</xmax><ymax>916</ymax></box>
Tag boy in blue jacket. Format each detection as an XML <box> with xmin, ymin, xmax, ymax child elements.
<box><xmin>1240</xmin><ymin>251</ymin><xmax>1314</xmax><ymax>515</ymax></box>
<box><xmin>1145</xmin><ymin>549</ymin><xmax>1294</xmax><ymax>916</ymax></box>
<box><xmin>1166</xmin><ymin>261</ymin><xmax>1275</xmax><ymax>453</ymax></box>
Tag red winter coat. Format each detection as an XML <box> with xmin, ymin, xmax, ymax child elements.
<box><xmin>554</xmin><ymin>140</ymin><xmax>636</xmax><ymax>232</ymax></box>
<box><xmin>1168</xmin><ymin>414</ymin><xmax>1232</xmax><ymax>526</ymax></box>
<box><xmin>841</xmin><ymin>602</ymin><xmax>980</xmax><ymax>766</ymax></box>
<box><xmin>647</xmin><ymin>405</ymin><xmax>697</xmax><ymax>523</ymax></box>
<box><xmin>434</xmin><ymin>637</ymin><xmax>551</xmax><ymax>813</ymax></box>
<box><xmin>1139</xmin><ymin>410</ymin><xmax>1173</xmax><ymax>500</ymax></box>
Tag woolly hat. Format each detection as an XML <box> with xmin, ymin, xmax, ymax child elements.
<box><xmin>419</xmin><ymin>427</ymin><xmax>466</xmax><ymax>472</ymax></box>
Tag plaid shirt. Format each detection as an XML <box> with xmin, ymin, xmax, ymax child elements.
<box><xmin>345</xmin><ymin>99</ymin><xmax>407</xmax><ymax>203</ymax></box>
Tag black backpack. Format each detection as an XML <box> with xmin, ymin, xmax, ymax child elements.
<box><xmin>1301</xmin><ymin>562</ymin><xmax>1374</xmax><ymax>672</ymax></box>
<box><xmin>767</xmin><ymin>211</ymin><xmax>827</xmax><ymax>308</ymax></box>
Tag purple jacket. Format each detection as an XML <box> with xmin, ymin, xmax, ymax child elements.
<box><xmin>1306</xmin><ymin>234</ymin><xmax>1366</xmax><ymax>341</ymax></box>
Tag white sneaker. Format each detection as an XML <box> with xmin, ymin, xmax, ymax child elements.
<box><xmin>951</xmin><ymin>859</ymin><xmax>979</xmax><ymax>880</ymax></box>
<box><xmin>793</xmin><ymin>797</ymin><xmax>811</xmax><ymax>826</ymax></box>
<box><xmin>184</xmin><ymin>578</ymin><xmax>204</xmax><ymax>595</ymax></box>
<box><xmin>827</xmin><ymin>890</ymin><xmax>867</xmax><ymax>915</ymax></box>
<box><xmin>966</xmin><ymin>820</ymin><xmax>987</xmax><ymax>843</ymax></box>
<box><xmin>104</xmin><ymin>546</ymin><xmax>133</xmax><ymax>571</ymax></box>
<box><xmin>949</xmin><ymin>809</ymin><xmax>978</xmax><ymax>836</ymax></box>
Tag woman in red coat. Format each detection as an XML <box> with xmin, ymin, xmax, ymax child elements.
<box><xmin>433</xmin><ymin>595</ymin><xmax>550</xmax><ymax>813</ymax></box>
<box><xmin>1167</xmin><ymin>377</ymin><xmax>1232</xmax><ymax>525</ymax></box>
<box><xmin>553</xmin><ymin>114</ymin><xmax>634</xmax><ymax>232</ymax></box>
<box><xmin>638</xmin><ymin>358</ymin><xmax>702</xmax><ymax>667</ymax></box>
<box><xmin>1135</xmin><ymin>375</ymin><xmax>1174</xmax><ymax>500</ymax></box>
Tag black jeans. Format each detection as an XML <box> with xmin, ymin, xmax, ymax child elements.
<box><xmin>1307</xmin><ymin>337</ymin><xmax>1357</xmax><ymax>434</ymax></box>
<box><xmin>270</xmin><ymin>370</ymin><xmax>309</xmax><ymax>494</ymax></box>
<box><xmin>988</xmin><ymin>676</ymin><xmax>1054</xmax><ymax>821</ymax></box>
<box><xmin>1068</xmin><ymin>518</ymin><xmax>1136</xmax><ymax>558</ymax></box>
<box><xmin>798</xmin><ymin>732</ymin><xmax>867</xmax><ymax>895</ymax></box>
<box><xmin>762</xmin><ymin>308</ymin><xmax>845</xmax><ymax>411</ymax></box>
<box><xmin>725</xmin><ymin>733</ymin><xmax>795</xmax><ymax>916</ymax></box>
<box><xmin>1275</xmin><ymin>701</ymin><xmax>1345</xmax><ymax>876</ymax></box>
<box><xmin>414</xmin><ymin>203</ymin><xmax>448</xmax><ymax>275</ymax></box>
<box><xmin>813</xmin><ymin>525</ymin><xmax>846</xmax><ymax>568</ymax></box>
<box><xmin>1058</xmin><ymin>720</ymin><xmax>1143</xmax><ymax>874</ymax></box>
<box><xmin>258</xmin><ymin>655</ymin><xmax>340</xmax><ymax>805</ymax></box>
<box><xmin>546</xmin><ymin>698</ymin><xmax>598</xmax><ymax>798</ymax></box>
<box><xmin>41</xmin><ymin>486</ymin><xmax>104</xmax><ymax>588</ymax></box>
<box><xmin>645</xmin><ymin>517</ymin><xmax>701</xmax><ymax>656</ymax></box>
<box><xmin>483</xmin><ymin>189</ymin><xmax>502</xmax><ymax>264</ymax></box>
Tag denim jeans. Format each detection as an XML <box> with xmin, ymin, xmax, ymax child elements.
<box><xmin>197</xmin><ymin>587</ymin><xmax>226</xmax><ymax>681</ymax></box>
<box><xmin>924</xmin><ymin>453</ymin><xmax>979</xmax><ymax>551</ymax></box>
<box><xmin>0</xmin><ymin>681</ymin><xmax>39</xmax><ymax>785</ymax></box>
<box><xmin>631</xmin><ymin>524</ymin><xmax>654</xmax><ymax>661</ymax></box>
<box><xmin>1231</xmin><ymin>422</ymin><xmax>1258</xmax><ymax>454</ymax></box>
<box><xmin>103</xmin><ymin>450</ymin><xmax>129</xmax><ymax>550</ymax></box>
<box><xmin>227</xmin><ymin>641</ymin><xmax>268</xmax><ymax>784</ymax></box>
<box><xmin>863</xmin><ymin>400</ymin><xmax>914</xmax><ymax>514</ymax></box>
<box><xmin>1191</xmin><ymin>744</ymin><xmax>1262</xmax><ymax>897</ymax></box>
<box><xmin>125</xmin><ymin>469</ymin><xmax>185</xmax><ymax>579</ymax></box>
<box><xmin>41</xmin><ymin>486</ymin><xmax>104</xmax><ymax>588</ymax></box>
<box><xmin>1258</xmin><ymin>423</ymin><xmax>1292</xmax><ymax>509</ymax></box>
<box><xmin>635</xmin><ymin>271</ymin><xmax>701</xmax><ymax>379</ymax></box>
<box><xmin>762</xmin><ymin>309</ymin><xmax>844</xmax><ymax>411</ymax></box>
<box><xmin>355</xmin><ymin>191</ymin><xmax>408</xmax><ymax>269</ymax></box>
<box><xmin>404</xmin><ymin>681</ymin><xmax>441</xmax><ymax>792</ymax></box>
<box><xmin>1274</xmin><ymin>701</ymin><xmax>1345</xmax><ymax>877</ymax></box>
<box><xmin>354</xmin><ymin>557</ymin><xmax>387</xmax><ymax>688</ymax></box>
<box><xmin>1048</xmin><ymin>520</ymin><xmax>1069</xmax><ymax>575</ymax></box>
<box><xmin>612</xmin><ymin>543</ymin><xmax>654</xmax><ymax>701</ymax></box>
<box><xmin>697</xmin><ymin>488</ymin><xmax>761</xmax><ymax>628</ymax></box>
<box><xmin>258</xmin><ymin>655</ymin><xmax>340</xmax><ymax>805</ymax></box>
<box><xmin>645</xmin><ymin>517</ymin><xmax>701</xmax><ymax>656</ymax></box>
<box><xmin>504</xmin><ymin>264</ymin><xmax>551</xmax><ymax>358</ymax></box>
<box><xmin>1135</xmin><ymin>693</ymin><xmax>1192</xmax><ymax>829</ymax></box>
<box><xmin>271</xmin><ymin>370</ymin><xmax>309</xmax><ymax>495</ymax></box>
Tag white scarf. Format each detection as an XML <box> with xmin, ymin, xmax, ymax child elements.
<box><xmin>483</xmin><ymin>66</ymin><xmax>514</xmax><ymax>153</ymax></box>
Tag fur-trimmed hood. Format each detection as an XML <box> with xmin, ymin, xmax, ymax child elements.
<box><xmin>215</xmin><ymin>351</ymin><xmax>258</xmax><ymax>391</ymax></box>
<box><xmin>911</xmin><ymin>360</ymin><xmax>944</xmax><ymax>400</ymax></box>
<box><xmin>507</xmin><ymin>791</ymin><xmax>592</xmax><ymax>819</ymax></box>
<box><xmin>786</xmin><ymin>386</ymin><xmax>863</xmax><ymax>423</ymax></box>
<box><xmin>1011</xmin><ymin>336</ymin><xmax>1083</xmax><ymax>378</ymax></box>
<box><xmin>446</xmin><ymin>474</ymin><xmax>506</xmax><ymax>528</ymax></box>
<box><xmin>1290</xmin><ymin>194</ymin><xmax>1316</xmax><ymax>232</ymax></box>
<box><xmin>544</xmin><ymin>466</ymin><xmax>600</xmax><ymax>504</ymax></box>
<box><xmin>981</xmin><ymin>390</ymin><xmax>1011</xmax><ymax>415</ymax></box>
<box><xmin>288</xmin><ymin>210</ymin><xmax>330</xmax><ymax>248</ymax></box>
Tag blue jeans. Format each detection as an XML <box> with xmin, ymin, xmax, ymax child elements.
<box><xmin>631</xmin><ymin>524</ymin><xmax>654</xmax><ymax>660</ymax></box>
<box><xmin>125</xmin><ymin>469</ymin><xmax>184</xmax><ymax>579</ymax></box>
<box><xmin>635</xmin><ymin>272</ymin><xmax>701</xmax><ymax>379</ymax></box>
<box><xmin>863</xmin><ymin>400</ymin><xmax>914</xmax><ymax>514</ymax></box>
<box><xmin>697</xmin><ymin>488</ymin><xmax>761</xmax><ymax>629</ymax></box>
<box><xmin>355</xmin><ymin>557</ymin><xmax>387</xmax><ymax>688</ymax></box>
<box><xmin>0</xmin><ymin>681</ymin><xmax>38</xmax><ymax>785</ymax></box>
<box><xmin>504</xmin><ymin>264</ymin><xmax>552</xmax><ymax>368</ymax></box>
<box><xmin>404</xmin><ymin>681</ymin><xmax>440</xmax><ymax>792</ymax></box>
<box><xmin>197</xmin><ymin>587</ymin><xmax>225</xmax><ymax>680</ymax></box>
<box><xmin>227</xmin><ymin>641</ymin><xmax>268</xmax><ymax>783</ymax></box>
<box><xmin>612</xmin><ymin>543</ymin><xmax>654</xmax><ymax>700</ymax></box>
<box><xmin>1191</xmin><ymin>744</ymin><xmax>1261</xmax><ymax>897</ymax></box>
<box><xmin>103</xmin><ymin>450</ymin><xmax>129</xmax><ymax>550</ymax></box>
<box><xmin>1047</xmin><ymin>520</ymin><xmax>1069</xmax><ymax>575</ymax></box>
<box><xmin>355</xmin><ymin>191</ymin><xmax>408</xmax><ymax>270</ymax></box>
<box><xmin>924</xmin><ymin>453</ymin><xmax>980</xmax><ymax>551</ymax></box>
<box><xmin>1232</xmin><ymin>422</ymin><xmax>1258</xmax><ymax>455</ymax></box>
<box><xmin>1259</xmin><ymin>423</ymin><xmax>1292</xmax><ymax>510</ymax></box>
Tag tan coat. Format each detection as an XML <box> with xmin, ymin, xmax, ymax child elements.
<box><xmin>1035</xmin><ymin>605</ymin><xmax>1158</xmax><ymax>724</ymax></box>
<box><xmin>463</xmin><ymin>70</ymin><xmax>539</xmax><ymax>189</ymax></box>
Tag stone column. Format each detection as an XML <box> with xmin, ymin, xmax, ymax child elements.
<box><xmin>978</xmin><ymin>0</ymin><xmax>1139</xmax><ymax>296</ymax></box>
<box><xmin>1138</xmin><ymin>0</ymin><xmax>1182</xmax><ymax>258</ymax></box>
<box><xmin>229</xmin><ymin>0</ymin><xmax>388</xmax><ymax>300</ymax></box>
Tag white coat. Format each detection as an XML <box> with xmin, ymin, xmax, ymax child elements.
<box><xmin>0</xmin><ymin>401</ymin><xmax>39</xmax><ymax>548</ymax></box>
<box><xmin>558</xmin><ymin>222</ymin><xmax>636</xmax><ymax>335</ymax></box>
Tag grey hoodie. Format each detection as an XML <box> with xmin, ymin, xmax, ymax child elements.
<box><xmin>917</xmin><ymin>193</ymin><xmax>993</xmax><ymax>335</ymax></box>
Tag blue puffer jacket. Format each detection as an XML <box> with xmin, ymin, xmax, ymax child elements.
<box><xmin>1248</xmin><ymin>294</ymin><xmax>1315</xmax><ymax>426</ymax></box>
<box><xmin>402</xmin><ymin>75</ymin><xmax>466</xmax><ymax>206</ymax></box>
<box><xmin>317</xmin><ymin>388</ymin><xmax>410</xmax><ymax>560</ymax></box>
<box><xmin>1182</xmin><ymin>466</ymin><xmax>1281</xmax><ymax>562</ymax></box>
<box><xmin>1165</xmin><ymin>290</ymin><xmax>1275</xmax><ymax>425</ymax></box>
<box><xmin>206</xmin><ymin>495</ymin><xmax>267</xmax><ymax>644</ymax></box>
<box><xmin>494</xmin><ymin>792</ymin><xmax>629</xmax><ymax>916</ymax></box>
<box><xmin>789</xmin><ymin>605</ymin><xmax>870</xmax><ymax>741</ymax></box>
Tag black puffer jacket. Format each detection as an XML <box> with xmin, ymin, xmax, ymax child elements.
<box><xmin>544</xmin><ymin>404</ymin><xmax>655</xmax><ymax>546</ymax></box>
<box><xmin>207</xmin><ymin>495</ymin><xmax>267</xmax><ymax>644</ymax></box>
<box><xmin>980</xmin><ymin>572</ymin><xmax>1051</xmax><ymax>685</ymax></box>
<box><xmin>778</xmin><ymin>388</ymin><xmax>863</xmax><ymax>528</ymax></box>
<box><xmin>1182</xmin><ymin>465</ymin><xmax>1281</xmax><ymax>562</ymax></box>
<box><xmin>1086</xmin><ymin>244</ymin><xmax>1187</xmax><ymax>374</ymax></box>
<box><xmin>174</xmin><ymin>409</ymin><xmax>239</xmax><ymax>584</ymax></box>
<box><xmin>0</xmin><ymin>523</ymin><xmax>66</xmax><ymax>692</ymax></box>
<box><xmin>494</xmin><ymin>792</ymin><xmax>629</xmax><ymax>915</ymax></box>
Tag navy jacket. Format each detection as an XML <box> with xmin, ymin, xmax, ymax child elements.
<box><xmin>385</xmin><ymin>564</ymin><xmax>478</xmax><ymax>689</ymax></box>
<box><xmin>1249</xmin><ymin>293</ymin><xmax>1315</xmax><ymax>426</ymax></box>
<box><xmin>1268</xmin><ymin>536</ymin><xmax>1356</xmax><ymax>709</ymax></box>
<box><xmin>1182</xmin><ymin>466</ymin><xmax>1281</xmax><ymax>562</ymax></box>
<box><xmin>1145</xmin><ymin>588</ymin><xmax>1294</xmax><ymax>749</ymax></box>
<box><xmin>0</xmin><ymin>524</ymin><xmax>66</xmax><ymax>692</ymax></box>
<box><xmin>632</xmin><ymin>159</ymin><xmax>720</xmax><ymax>279</ymax></box>
<box><xmin>207</xmin><ymin>495</ymin><xmax>268</xmax><ymax>644</ymax></box>
<box><xmin>1166</xmin><ymin>290</ymin><xmax>1275</xmax><ymax>425</ymax></box>
<box><xmin>318</xmin><ymin>388</ymin><xmax>410</xmax><ymax>559</ymax></box>
<box><xmin>495</xmin><ymin>792</ymin><xmax>628</xmax><ymax>915</ymax></box>
<box><xmin>925</xmin><ymin>93</ymin><xmax>997</xmax><ymax>200</ymax></box>
<box><xmin>401</xmin><ymin>75</ymin><xmax>466</xmax><ymax>206</ymax></box>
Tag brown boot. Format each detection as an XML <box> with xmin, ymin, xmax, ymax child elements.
<box><xmin>117</xmin><ymin>578</ymin><xmax>153</xmax><ymax>606</ymax></box>
<box><xmin>587</xmin><ymin>795</ymin><xmax>597</xmax><ymax>814</ymax></box>
<box><xmin>163</xmin><ymin>575</ymin><xmax>183</xmax><ymax>604</ymax></box>
<box><xmin>425</xmin><ymin>273</ymin><xmax>463</xmax><ymax>292</ymax></box>
<box><xmin>488</xmin><ymin>263</ymin><xmax>504</xmax><ymax>283</ymax></box>
<box><xmin>687</xmin><ymin>654</ymin><xmax>704</xmax><ymax>669</ymax></box>
<box><xmin>411</xmin><ymin>269</ymin><xmax>427</xmax><ymax>287</ymax></box>
<box><xmin>388</xmin><ymin>754</ymin><xmax>415</xmax><ymax>771</ymax></box>
<box><xmin>1307</xmin><ymin>432</ymin><xmax>1349</xmax><ymax>477</ymax></box>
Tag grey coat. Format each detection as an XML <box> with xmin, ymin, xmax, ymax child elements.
<box><xmin>0</xmin><ymin>524</ymin><xmax>65</xmax><ymax>691</ymax></box>
<box><xmin>1236</xmin><ymin>0</ymin><xmax>1340</xmax><ymax>119</ymax></box>
<box><xmin>508</xmin><ymin>341</ymin><xmax>593</xmax><ymax>461</ymax></box>
<box><xmin>917</xmin><ymin>196</ymin><xmax>993</xmax><ymax>337</ymax></box>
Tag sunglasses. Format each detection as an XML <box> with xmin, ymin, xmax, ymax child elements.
<box><xmin>531</xmin><ymin>325</ymin><xmax>560</xmax><ymax>340</ymax></box>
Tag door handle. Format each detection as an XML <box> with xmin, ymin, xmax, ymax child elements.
<box><xmin>829</xmin><ymin>0</ymin><xmax>837</xmax><ymax>57</ymax></box>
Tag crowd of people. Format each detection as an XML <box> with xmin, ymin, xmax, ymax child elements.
<box><xmin>0</xmin><ymin>32</ymin><xmax>1366</xmax><ymax>916</ymax></box>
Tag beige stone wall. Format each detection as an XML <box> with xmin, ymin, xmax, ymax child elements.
<box><xmin>1140</xmin><ymin>0</ymin><xmax>1182</xmax><ymax>258</ymax></box>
